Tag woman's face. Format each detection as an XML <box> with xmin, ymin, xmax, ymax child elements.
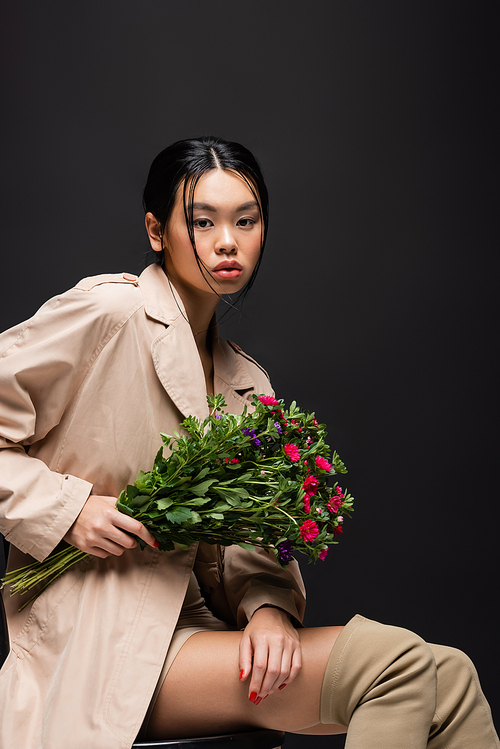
<box><xmin>162</xmin><ymin>168</ymin><xmax>262</xmax><ymax>299</ymax></box>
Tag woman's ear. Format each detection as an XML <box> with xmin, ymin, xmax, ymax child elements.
<box><xmin>145</xmin><ymin>212</ymin><xmax>164</xmax><ymax>252</ymax></box>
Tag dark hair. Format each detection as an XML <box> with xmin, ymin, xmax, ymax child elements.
<box><xmin>142</xmin><ymin>136</ymin><xmax>269</xmax><ymax>300</ymax></box>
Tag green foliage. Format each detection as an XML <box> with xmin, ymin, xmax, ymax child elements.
<box><xmin>2</xmin><ymin>393</ymin><xmax>355</xmax><ymax>606</ymax></box>
<box><xmin>116</xmin><ymin>393</ymin><xmax>354</xmax><ymax>565</ymax></box>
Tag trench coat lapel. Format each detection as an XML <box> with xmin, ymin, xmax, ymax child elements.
<box><xmin>138</xmin><ymin>264</ymin><xmax>256</xmax><ymax>420</ymax></box>
<box><xmin>212</xmin><ymin>333</ymin><xmax>256</xmax><ymax>414</ymax></box>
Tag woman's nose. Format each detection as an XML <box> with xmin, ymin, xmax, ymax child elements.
<box><xmin>215</xmin><ymin>224</ymin><xmax>237</xmax><ymax>253</ymax></box>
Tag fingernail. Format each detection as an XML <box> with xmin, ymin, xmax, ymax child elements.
<box><xmin>254</xmin><ymin>696</ymin><xmax>263</xmax><ymax>705</ymax></box>
<box><xmin>249</xmin><ymin>691</ymin><xmax>257</xmax><ymax>703</ymax></box>
<box><xmin>239</xmin><ymin>669</ymin><xmax>245</xmax><ymax>681</ymax></box>
<box><xmin>153</xmin><ymin>540</ymin><xmax>159</xmax><ymax>548</ymax></box>
<box><xmin>278</xmin><ymin>683</ymin><xmax>287</xmax><ymax>690</ymax></box>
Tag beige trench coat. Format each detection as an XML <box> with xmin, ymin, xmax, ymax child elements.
<box><xmin>0</xmin><ymin>263</ymin><xmax>306</xmax><ymax>749</ymax></box>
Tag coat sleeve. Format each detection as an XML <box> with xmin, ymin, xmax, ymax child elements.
<box><xmin>222</xmin><ymin>545</ymin><xmax>306</xmax><ymax>628</ymax></box>
<box><xmin>0</xmin><ymin>279</ymin><xmax>141</xmax><ymax>561</ymax></box>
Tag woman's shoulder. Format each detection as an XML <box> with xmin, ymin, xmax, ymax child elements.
<box><xmin>0</xmin><ymin>272</ymin><xmax>145</xmax><ymax>359</ymax></box>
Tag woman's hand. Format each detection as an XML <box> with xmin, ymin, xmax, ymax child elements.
<box><xmin>239</xmin><ymin>605</ymin><xmax>302</xmax><ymax>704</ymax></box>
<box><xmin>63</xmin><ymin>494</ymin><xmax>157</xmax><ymax>558</ymax></box>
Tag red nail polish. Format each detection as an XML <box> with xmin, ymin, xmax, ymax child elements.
<box><xmin>254</xmin><ymin>696</ymin><xmax>262</xmax><ymax>706</ymax></box>
<box><xmin>278</xmin><ymin>683</ymin><xmax>287</xmax><ymax>690</ymax></box>
<box><xmin>153</xmin><ymin>540</ymin><xmax>159</xmax><ymax>548</ymax></box>
<box><xmin>249</xmin><ymin>691</ymin><xmax>257</xmax><ymax>703</ymax></box>
<box><xmin>239</xmin><ymin>669</ymin><xmax>245</xmax><ymax>681</ymax></box>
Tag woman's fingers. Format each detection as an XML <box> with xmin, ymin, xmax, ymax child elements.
<box><xmin>238</xmin><ymin>634</ymin><xmax>253</xmax><ymax>685</ymax></box>
<box><xmin>240</xmin><ymin>606</ymin><xmax>302</xmax><ymax>703</ymax></box>
<box><xmin>110</xmin><ymin>508</ymin><xmax>157</xmax><ymax>548</ymax></box>
<box><xmin>250</xmin><ymin>639</ymin><xmax>285</xmax><ymax>697</ymax></box>
<box><xmin>64</xmin><ymin>495</ymin><xmax>157</xmax><ymax>555</ymax></box>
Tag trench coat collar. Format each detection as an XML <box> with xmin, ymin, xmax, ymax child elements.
<box><xmin>138</xmin><ymin>264</ymin><xmax>255</xmax><ymax>420</ymax></box>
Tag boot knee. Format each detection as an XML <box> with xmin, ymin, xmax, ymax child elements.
<box><xmin>321</xmin><ymin>614</ymin><xmax>437</xmax><ymax>726</ymax></box>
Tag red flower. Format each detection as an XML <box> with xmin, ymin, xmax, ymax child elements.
<box><xmin>333</xmin><ymin>525</ymin><xmax>343</xmax><ymax>536</ymax></box>
<box><xmin>302</xmin><ymin>475</ymin><xmax>319</xmax><ymax>496</ymax></box>
<box><xmin>284</xmin><ymin>444</ymin><xmax>300</xmax><ymax>462</ymax></box>
<box><xmin>318</xmin><ymin>547</ymin><xmax>328</xmax><ymax>561</ymax></box>
<box><xmin>315</xmin><ymin>455</ymin><xmax>331</xmax><ymax>471</ymax></box>
<box><xmin>303</xmin><ymin>494</ymin><xmax>311</xmax><ymax>513</ymax></box>
<box><xmin>258</xmin><ymin>395</ymin><xmax>280</xmax><ymax>406</ymax></box>
<box><xmin>327</xmin><ymin>496</ymin><xmax>342</xmax><ymax>514</ymax></box>
<box><xmin>300</xmin><ymin>519</ymin><xmax>319</xmax><ymax>542</ymax></box>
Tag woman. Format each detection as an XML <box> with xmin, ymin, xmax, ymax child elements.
<box><xmin>0</xmin><ymin>136</ymin><xmax>498</xmax><ymax>749</ymax></box>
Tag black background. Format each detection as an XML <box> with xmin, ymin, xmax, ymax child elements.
<box><xmin>1</xmin><ymin>2</ymin><xmax>498</xmax><ymax>746</ymax></box>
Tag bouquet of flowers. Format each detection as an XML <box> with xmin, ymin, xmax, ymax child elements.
<box><xmin>2</xmin><ymin>394</ymin><xmax>353</xmax><ymax>608</ymax></box>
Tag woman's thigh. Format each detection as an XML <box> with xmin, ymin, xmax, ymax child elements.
<box><xmin>146</xmin><ymin>626</ymin><xmax>348</xmax><ymax>740</ymax></box>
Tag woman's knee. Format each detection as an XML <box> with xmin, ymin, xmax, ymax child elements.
<box><xmin>320</xmin><ymin>615</ymin><xmax>437</xmax><ymax>726</ymax></box>
<box><xmin>428</xmin><ymin>643</ymin><xmax>478</xmax><ymax>694</ymax></box>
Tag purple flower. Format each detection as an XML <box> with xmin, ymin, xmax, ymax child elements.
<box><xmin>277</xmin><ymin>540</ymin><xmax>294</xmax><ymax>563</ymax></box>
<box><xmin>214</xmin><ymin>413</ymin><xmax>221</xmax><ymax>419</ymax></box>
<box><xmin>274</xmin><ymin>421</ymin><xmax>282</xmax><ymax>435</ymax></box>
<box><xmin>241</xmin><ymin>427</ymin><xmax>261</xmax><ymax>447</ymax></box>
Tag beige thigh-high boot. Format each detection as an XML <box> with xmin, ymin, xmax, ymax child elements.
<box><xmin>320</xmin><ymin>614</ymin><xmax>500</xmax><ymax>749</ymax></box>
<box><xmin>427</xmin><ymin>643</ymin><xmax>500</xmax><ymax>748</ymax></box>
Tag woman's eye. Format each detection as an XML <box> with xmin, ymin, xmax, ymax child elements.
<box><xmin>194</xmin><ymin>218</ymin><xmax>213</xmax><ymax>229</ymax></box>
<box><xmin>237</xmin><ymin>218</ymin><xmax>256</xmax><ymax>227</ymax></box>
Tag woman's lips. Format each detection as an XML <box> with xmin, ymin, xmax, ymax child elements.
<box><xmin>212</xmin><ymin>262</ymin><xmax>243</xmax><ymax>280</ymax></box>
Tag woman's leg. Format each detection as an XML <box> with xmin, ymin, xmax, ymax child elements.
<box><xmin>320</xmin><ymin>615</ymin><xmax>500</xmax><ymax>749</ymax></box>
<box><xmin>146</xmin><ymin>617</ymin><xmax>500</xmax><ymax>748</ymax></box>
<box><xmin>146</xmin><ymin>626</ymin><xmax>348</xmax><ymax>740</ymax></box>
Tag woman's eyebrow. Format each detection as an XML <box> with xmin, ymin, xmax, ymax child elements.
<box><xmin>192</xmin><ymin>201</ymin><xmax>259</xmax><ymax>212</ymax></box>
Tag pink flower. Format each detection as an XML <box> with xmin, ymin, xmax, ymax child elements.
<box><xmin>302</xmin><ymin>475</ymin><xmax>319</xmax><ymax>496</ymax></box>
<box><xmin>315</xmin><ymin>455</ymin><xmax>332</xmax><ymax>471</ymax></box>
<box><xmin>318</xmin><ymin>547</ymin><xmax>328</xmax><ymax>561</ymax></box>
<box><xmin>303</xmin><ymin>494</ymin><xmax>311</xmax><ymax>513</ymax></box>
<box><xmin>327</xmin><ymin>496</ymin><xmax>343</xmax><ymax>514</ymax></box>
<box><xmin>258</xmin><ymin>395</ymin><xmax>280</xmax><ymax>406</ymax></box>
<box><xmin>284</xmin><ymin>444</ymin><xmax>300</xmax><ymax>462</ymax></box>
<box><xmin>333</xmin><ymin>525</ymin><xmax>343</xmax><ymax>536</ymax></box>
<box><xmin>335</xmin><ymin>486</ymin><xmax>345</xmax><ymax>498</ymax></box>
<box><xmin>300</xmin><ymin>519</ymin><xmax>319</xmax><ymax>542</ymax></box>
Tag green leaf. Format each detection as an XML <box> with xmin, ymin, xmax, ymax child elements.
<box><xmin>134</xmin><ymin>471</ymin><xmax>152</xmax><ymax>493</ymax></box>
<box><xmin>116</xmin><ymin>502</ymin><xmax>134</xmax><ymax>517</ymax></box>
<box><xmin>165</xmin><ymin>506</ymin><xmax>194</xmax><ymax>524</ymax></box>
<box><xmin>193</xmin><ymin>466</ymin><xmax>210</xmax><ymax>482</ymax></box>
<box><xmin>156</xmin><ymin>497</ymin><xmax>173</xmax><ymax>510</ymax></box>
<box><xmin>129</xmin><ymin>493</ymin><xmax>151</xmax><ymax>509</ymax></box>
<box><xmin>189</xmin><ymin>479</ymin><xmax>218</xmax><ymax>496</ymax></box>
<box><xmin>126</xmin><ymin>484</ymin><xmax>139</xmax><ymax>500</ymax></box>
<box><xmin>182</xmin><ymin>496</ymin><xmax>212</xmax><ymax>506</ymax></box>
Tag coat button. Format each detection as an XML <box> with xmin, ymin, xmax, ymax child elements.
<box><xmin>122</xmin><ymin>272</ymin><xmax>138</xmax><ymax>282</ymax></box>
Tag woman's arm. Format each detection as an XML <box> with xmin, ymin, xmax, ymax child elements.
<box><xmin>0</xmin><ymin>278</ymin><xmax>153</xmax><ymax>561</ymax></box>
